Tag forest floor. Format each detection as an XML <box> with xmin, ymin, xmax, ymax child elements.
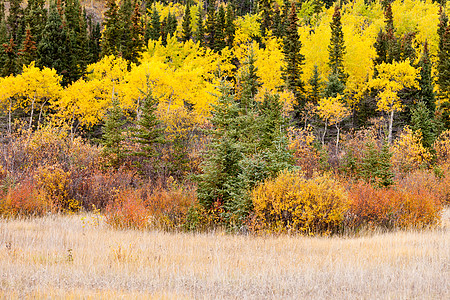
<box><xmin>0</xmin><ymin>209</ymin><xmax>449</xmax><ymax>299</ymax></box>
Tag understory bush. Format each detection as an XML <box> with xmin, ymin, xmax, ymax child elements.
<box><xmin>347</xmin><ymin>182</ymin><xmax>441</xmax><ymax>230</ymax></box>
<box><xmin>251</xmin><ymin>171</ymin><xmax>349</xmax><ymax>235</ymax></box>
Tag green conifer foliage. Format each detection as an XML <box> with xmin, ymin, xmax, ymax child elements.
<box><xmin>131</xmin><ymin>90</ymin><xmax>165</xmax><ymax>176</ymax></box>
<box><xmin>2</xmin><ymin>37</ymin><xmax>17</xmax><ymax>76</ymax></box>
<box><xmin>259</xmin><ymin>0</ymin><xmax>272</xmax><ymax>37</ymax></box>
<box><xmin>88</xmin><ymin>21</ymin><xmax>101</xmax><ymax>63</ymax></box>
<box><xmin>18</xmin><ymin>26</ymin><xmax>37</xmax><ymax>67</ymax></box>
<box><xmin>214</xmin><ymin>5</ymin><xmax>226</xmax><ymax>51</ymax></box>
<box><xmin>225</xmin><ymin>4</ymin><xmax>235</xmax><ymax>48</ymax></box>
<box><xmin>24</xmin><ymin>0</ymin><xmax>47</xmax><ymax>46</ymax></box>
<box><xmin>195</xmin><ymin>5</ymin><xmax>205</xmax><ymax>46</ymax></box>
<box><xmin>411</xmin><ymin>101</ymin><xmax>436</xmax><ymax>149</ymax></box>
<box><xmin>181</xmin><ymin>4</ymin><xmax>192</xmax><ymax>42</ymax></box>
<box><xmin>308</xmin><ymin>65</ymin><xmax>322</xmax><ymax>104</ymax></box>
<box><xmin>38</xmin><ymin>3</ymin><xmax>69</xmax><ymax>81</ymax></box>
<box><xmin>282</xmin><ymin>2</ymin><xmax>306</xmax><ymax>116</ymax></box>
<box><xmin>416</xmin><ymin>41</ymin><xmax>435</xmax><ymax>114</ymax></box>
<box><xmin>205</xmin><ymin>0</ymin><xmax>216</xmax><ymax>49</ymax></box>
<box><xmin>128</xmin><ymin>1</ymin><xmax>145</xmax><ymax>65</ymax></box>
<box><xmin>437</xmin><ymin>8</ymin><xmax>450</xmax><ymax>101</ymax></box>
<box><xmin>101</xmin><ymin>98</ymin><xmax>127</xmax><ymax>169</ymax></box>
<box><xmin>149</xmin><ymin>6</ymin><xmax>161</xmax><ymax>41</ymax></box>
<box><xmin>101</xmin><ymin>0</ymin><xmax>121</xmax><ymax>57</ymax></box>
<box><xmin>7</xmin><ymin>0</ymin><xmax>24</xmax><ymax>42</ymax></box>
<box><xmin>328</xmin><ymin>5</ymin><xmax>347</xmax><ymax>85</ymax></box>
<box><xmin>271</xmin><ymin>3</ymin><xmax>283</xmax><ymax>39</ymax></box>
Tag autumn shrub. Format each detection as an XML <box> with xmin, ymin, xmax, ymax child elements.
<box><xmin>34</xmin><ymin>164</ymin><xmax>77</xmax><ymax>211</ymax></box>
<box><xmin>434</xmin><ymin>130</ymin><xmax>450</xmax><ymax>165</ymax></box>
<box><xmin>288</xmin><ymin>126</ymin><xmax>321</xmax><ymax>178</ymax></box>
<box><xmin>347</xmin><ymin>182</ymin><xmax>441</xmax><ymax>230</ymax></box>
<box><xmin>0</xmin><ymin>180</ymin><xmax>52</xmax><ymax>217</ymax></box>
<box><xmin>251</xmin><ymin>171</ymin><xmax>349</xmax><ymax>235</ymax></box>
<box><xmin>144</xmin><ymin>179</ymin><xmax>197</xmax><ymax>230</ymax></box>
<box><xmin>391</xmin><ymin>126</ymin><xmax>432</xmax><ymax>174</ymax></box>
<box><xmin>104</xmin><ymin>189</ymin><xmax>149</xmax><ymax>230</ymax></box>
<box><xmin>68</xmin><ymin>168</ymin><xmax>137</xmax><ymax>210</ymax></box>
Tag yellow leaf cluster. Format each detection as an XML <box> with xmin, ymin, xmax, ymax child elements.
<box><xmin>392</xmin><ymin>126</ymin><xmax>432</xmax><ymax>173</ymax></box>
<box><xmin>368</xmin><ymin>59</ymin><xmax>420</xmax><ymax>113</ymax></box>
<box><xmin>316</xmin><ymin>94</ymin><xmax>350</xmax><ymax>125</ymax></box>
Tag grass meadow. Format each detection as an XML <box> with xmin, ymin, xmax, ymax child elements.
<box><xmin>0</xmin><ymin>209</ymin><xmax>449</xmax><ymax>299</ymax></box>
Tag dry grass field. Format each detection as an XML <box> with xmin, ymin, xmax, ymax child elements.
<box><xmin>0</xmin><ymin>209</ymin><xmax>449</xmax><ymax>299</ymax></box>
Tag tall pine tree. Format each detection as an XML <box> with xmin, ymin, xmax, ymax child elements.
<box><xmin>181</xmin><ymin>3</ymin><xmax>192</xmax><ymax>42</ymax></box>
<box><xmin>101</xmin><ymin>0</ymin><xmax>121</xmax><ymax>57</ymax></box>
<box><xmin>282</xmin><ymin>2</ymin><xmax>305</xmax><ymax>120</ymax></box>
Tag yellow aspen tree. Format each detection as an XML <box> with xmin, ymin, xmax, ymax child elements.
<box><xmin>0</xmin><ymin>75</ymin><xmax>20</xmax><ymax>134</ymax></box>
<box><xmin>16</xmin><ymin>62</ymin><xmax>63</xmax><ymax>129</ymax></box>
<box><xmin>316</xmin><ymin>94</ymin><xmax>350</xmax><ymax>153</ymax></box>
<box><xmin>368</xmin><ymin>59</ymin><xmax>420</xmax><ymax>143</ymax></box>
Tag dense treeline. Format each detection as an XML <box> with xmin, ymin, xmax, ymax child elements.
<box><xmin>0</xmin><ymin>0</ymin><xmax>449</xmax><ymax>233</ymax></box>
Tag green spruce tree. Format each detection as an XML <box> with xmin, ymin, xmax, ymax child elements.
<box><xmin>194</xmin><ymin>5</ymin><xmax>204</xmax><ymax>46</ymax></box>
<box><xmin>101</xmin><ymin>98</ymin><xmax>127</xmax><ymax>169</ymax></box>
<box><xmin>181</xmin><ymin>3</ymin><xmax>192</xmax><ymax>42</ymax></box>
<box><xmin>101</xmin><ymin>0</ymin><xmax>121</xmax><ymax>57</ymax></box>
<box><xmin>282</xmin><ymin>2</ymin><xmax>306</xmax><ymax>121</ymax></box>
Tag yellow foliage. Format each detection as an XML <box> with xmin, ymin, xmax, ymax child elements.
<box><xmin>392</xmin><ymin>126</ymin><xmax>432</xmax><ymax>173</ymax></box>
<box><xmin>368</xmin><ymin>59</ymin><xmax>420</xmax><ymax>113</ymax></box>
<box><xmin>316</xmin><ymin>94</ymin><xmax>350</xmax><ymax>125</ymax></box>
<box><xmin>252</xmin><ymin>171</ymin><xmax>349</xmax><ymax>235</ymax></box>
<box><xmin>434</xmin><ymin>130</ymin><xmax>450</xmax><ymax>165</ymax></box>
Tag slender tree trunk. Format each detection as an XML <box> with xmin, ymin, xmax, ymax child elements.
<box><xmin>29</xmin><ymin>94</ymin><xmax>36</xmax><ymax>130</ymax></box>
<box><xmin>322</xmin><ymin>119</ymin><xmax>328</xmax><ymax>145</ymax></box>
<box><xmin>388</xmin><ymin>110</ymin><xmax>394</xmax><ymax>144</ymax></box>
<box><xmin>37</xmin><ymin>100</ymin><xmax>48</xmax><ymax>128</ymax></box>
<box><xmin>336</xmin><ymin>123</ymin><xmax>340</xmax><ymax>156</ymax></box>
<box><xmin>8</xmin><ymin>99</ymin><xmax>12</xmax><ymax>135</ymax></box>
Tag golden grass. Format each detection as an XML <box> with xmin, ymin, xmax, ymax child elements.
<box><xmin>0</xmin><ymin>210</ymin><xmax>449</xmax><ymax>299</ymax></box>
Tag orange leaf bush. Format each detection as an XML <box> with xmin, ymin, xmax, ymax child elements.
<box><xmin>251</xmin><ymin>171</ymin><xmax>349</xmax><ymax>235</ymax></box>
<box><xmin>347</xmin><ymin>182</ymin><xmax>441</xmax><ymax>230</ymax></box>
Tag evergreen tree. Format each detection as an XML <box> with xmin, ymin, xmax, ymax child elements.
<box><xmin>88</xmin><ymin>21</ymin><xmax>101</xmax><ymax>63</ymax></box>
<box><xmin>38</xmin><ymin>3</ymin><xmax>69</xmax><ymax>81</ymax></box>
<box><xmin>272</xmin><ymin>3</ymin><xmax>283</xmax><ymax>39</ymax></box>
<box><xmin>194</xmin><ymin>5</ymin><xmax>204</xmax><ymax>46</ymax></box>
<box><xmin>23</xmin><ymin>0</ymin><xmax>47</xmax><ymax>47</ymax></box>
<box><xmin>308</xmin><ymin>65</ymin><xmax>322</xmax><ymax>104</ymax></box>
<box><xmin>437</xmin><ymin>8</ymin><xmax>450</xmax><ymax>101</ymax></box>
<box><xmin>131</xmin><ymin>90</ymin><xmax>165</xmax><ymax>174</ymax></box>
<box><xmin>225</xmin><ymin>4</ymin><xmax>235</xmax><ymax>48</ymax></box>
<box><xmin>214</xmin><ymin>5</ymin><xmax>226</xmax><ymax>51</ymax></box>
<box><xmin>0</xmin><ymin>17</ymin><xmax>9</xmax><ymax>75</ymax></box>
<box><xmin>259</xmin><ymin>0</ymin><xmax>272</xmax><ymax>37</ymax></box>
<box><xmin>181</xmin><ymin>3</ymin><xmax>192</xmax><ymax>42</ymax></box>
<box><xmin>205</xmin><ymin>0</ymin><xmax>216</xmax><ymax>49</ymax></box>
<box><xmin>7</xmin><ymin>0</ymin><xmax>24</xmax><ymax>42</ymax></box>
<box><xmin>197</xmin><ymin>50</ymin><xmax>293</xmax><ymax>225</ymax></box>
<box><xmin>101</xmin><ymin>98</ymin><xmax>127</xmax><ymax>169</ymax></box>
<box><xmin>128</xmin><ymin>1</ymin><xmax>145</xmax><ymax>65</ymax></box>
<box><xmin>64</xmin><ymin>0</ymin><xmax>89</xmax><ymax>82</ymax></box>
<box><xmin>282</xmin><ymin>2</ymin><xmax>306</xmax><ymax>118</ymax></box>
<box><xmin>118</xmin><ymin>0</ymin><xmax>133</xmax><ymax>58</ymax></box>
<box><xmin>416</xmin><ymin>41</ymin><xmax>435</xmax><ymax>114</ymax></box>
<box><xmin>328</xmin><ymin>5</ymin><xmax>347</xmax><ymax>85</ymax></box>
<box><xmin>411</xmin><ymin>101</ymin><xmax>436</xmax><ymax>148</ymax></box>
<box><xmin>101</xmin><ymin>0</ymin><xmax>121</xmax><ymax>57</ymax></box>
<box><xmin>2</xmin><ymin>37</ymin><xmax>17</xmax><ymax>76</ymax></box>
<box><xmin>149</xmin><ymin>6</ymin><xmax>161</xmax><ymax>41</ymax></box>
<box><xmin>18</xmin><ymin>26</ymin><xmax>37</xmax><ymax>67</ymax></box>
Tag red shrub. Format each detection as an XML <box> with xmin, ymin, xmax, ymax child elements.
<box><xmin>347</xmin><ymin>182</ymin><xmax>442</xmax><ymax>230</ymax></box>
<box><xmin>0</xmin><ymin>180</ymin><xmax>52</xmax><ymax>217</ymax></box>
<box><xmin>104</xmin><ymin>189</ymin><xmax>149</xmax><ymax>230</ymax></box>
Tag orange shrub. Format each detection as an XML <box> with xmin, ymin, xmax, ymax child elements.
<box><xmin>104</xmin><ymin>189</ymin><xmax>149</xmax><ymax>230</ymax></box>
<box><xmin>144</xmin><ymin>180</ymin><xmax>197</xmax><ymax>230</ymax></box>
<box><xmin>347</xmin><ymin>183</ymin><xmax>441</xmax><ymax>230</ymax></box>
<box><xmin>251</xmin><ymin>171</ymin><xmax>349</xmax><ymax>235</ymax></box>
<box><xmin>0</xmin><ymin>180</ymin><xmax>52</xmax><ymax>217</ymax></box>
<box><xmin>34</xmin><ymin>164</ymin><xmax>76</xmax><ymax>211</ymax></box>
